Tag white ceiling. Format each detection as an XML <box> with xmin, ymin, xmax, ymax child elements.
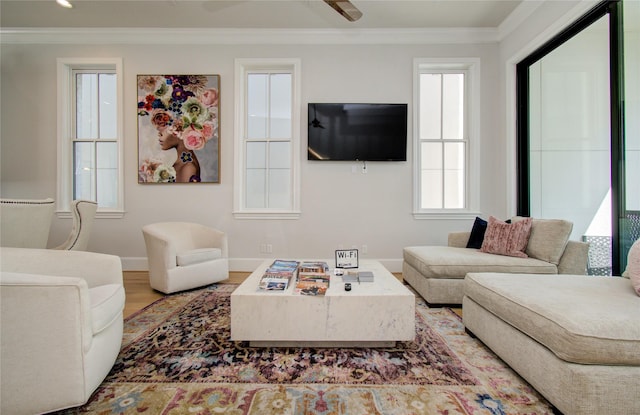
<box><xmin>1</xmin><ymin>0</ymin><xmax>529</xmax><ymax>30</ymax></box>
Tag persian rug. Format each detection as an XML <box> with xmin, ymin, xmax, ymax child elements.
<box><xmin>53</xmin><ymin>284</ymin><xmax>553</xmax><ymax>415</ymax></box>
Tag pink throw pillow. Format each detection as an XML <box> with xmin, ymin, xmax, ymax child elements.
<box><xmin>481</xmin><ymin>216</ymin><xmax>533</xmax><ymax>258</ymax></box>
<box><xmin>625</xmin><ymin>239</ymin><xmax>640</xmax><ymax>296</ymax></box>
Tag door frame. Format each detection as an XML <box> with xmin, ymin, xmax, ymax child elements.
<box><xmin>515</xmin><ymin>0</ymin><xmax>624</xmax><ymax>275</ymax></box>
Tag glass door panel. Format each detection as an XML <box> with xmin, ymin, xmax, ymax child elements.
<box><xmin>528</xmin><ymin>15</ymin><xmax>612</xmax><ymax>275</ymax></box>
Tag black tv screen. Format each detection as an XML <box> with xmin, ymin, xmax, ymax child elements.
<box><xmin>308</xmin><ymin>103</ymin><xmax>408</xmax><ymax>161</ymax></box>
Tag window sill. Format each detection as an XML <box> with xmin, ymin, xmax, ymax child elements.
<box><xmin>412</xmin><ymin>210</ymin><xmax>481</xmax><ymax>220</ymax></box>
<box><xmin>56</xmin><ymin>210</ymin><xmax>125</xmax><ymax>219</ymax></box>
<box><xmin>233</xmin><ymin>210</ymin><xmax>301</xmax><ymax>220</ymax></box>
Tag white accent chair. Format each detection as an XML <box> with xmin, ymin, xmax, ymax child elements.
<box><xmin>0</xmin><ymin>247</ymin><xmax>125</xmax><ymax>415</ymax></box>
<box><xmin>0</xmin><ymin>198</ymin><xmax>55</xmax><ymax>248</ymax></box>
<box><xmin>142</xmin><ymin>222</ymin><xmax>229</xmax><ymax>294</ymax></box>
<box><xmin>55</xmin><ymin>199</ymin><xmax>98</xmax><ymax>251</ymax></box>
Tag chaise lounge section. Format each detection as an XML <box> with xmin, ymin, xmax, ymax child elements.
<box><xmin>403</xmin><ymin>217</ymin><xmax>589</xmax><ymax>305</ymax></box>
<box><xmin>463</xmin><ymin>271</ymin><xmax>640</xmax><ymax>415</ymax></box>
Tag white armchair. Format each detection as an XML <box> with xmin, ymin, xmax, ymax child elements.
<box><xmin>0</xmin><ymin>247</ymin><xmax>125</xmax><ymax>415</ymax></box>
<box><xmin>142</xmin><ymin>222</ymin><xmax>229</xmax><ymax>294</ymax></box>
<box><xmin>55</xmin><ymin>199</ymin><xmax>98</xmax><ymax>251</ymax></box>
<box><xmin>0</xmin><ymin>198</ymin><xmax>55</xmax><ymax>248</ymax></box>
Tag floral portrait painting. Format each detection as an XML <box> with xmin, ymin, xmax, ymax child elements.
<box><xmin>137</xmin><ymin>75</ymin><xmax>220</xmax><ymax>183</ymax></box>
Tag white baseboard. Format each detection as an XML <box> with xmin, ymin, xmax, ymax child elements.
<box><xmin>121</xmin><ymin>257</ymin><xmax>403</xmax><ymax>273</ymax></box>
<box><xmin>122</xmin><ymin>257</ymin><xmax>148</xmax><ymax>271</ymax></box>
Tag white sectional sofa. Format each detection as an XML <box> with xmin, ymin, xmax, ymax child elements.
<box><xmin>403</xmin><ymin>218</ymin><xmax>589</xmax><ymax>305</ymax></box>
<box><xmin>463</xmin><ymin>271</ymin><xmax>640</xmax><ymax>415</ymax></box>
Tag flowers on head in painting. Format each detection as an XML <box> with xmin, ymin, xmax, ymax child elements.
<box><xmin>150</xmin><ymin>109</ymin><xmax>174</xmax><ymax>131</ymax></box>
<box><xmin>181</xmin><ymin>97</ymin><xmax>208</xmax><ymax>125</ymax></box>
<box><xmin>138</xmin><ymin>74</ymin><xmax>218</xmax><ymax>153</ymax></box>
<box><xmin>182</xmin><ymin>127</ymin><xmax>207</xmax><ymax>151</ymax></box>
<box><xmin>171</xmin><ymin>84</ymin><xmax>189</xmax><ymax>103</ymax></box>
<box><xmin>137</xmin><ymin>75</ymin><xmax>163</xmax><ymax>92</ymax></box>
<box><xmin>201</xmin><ymin>88</ymin><xmax>219</xmax><ymax>107</ymax></box>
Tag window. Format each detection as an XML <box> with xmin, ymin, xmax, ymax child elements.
<box><xmin>57</xmin><ymin>58</ymin><xmax>124</xmax><ymax>217</ymax></box>
<box><xmin>413</xmin><ymin>58</ymin><xmax>480</xmax><ymax>218</ymax></box>
<box><xmin>234</xmin><ymin>59</ymin><xmax>301</xmax><ymax>219</ymax></box>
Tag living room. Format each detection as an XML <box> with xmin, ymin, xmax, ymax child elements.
<box><xmin>1</xmin><ymin>1</ymin><xmax>639</xmax><ymax>414</ymax></box>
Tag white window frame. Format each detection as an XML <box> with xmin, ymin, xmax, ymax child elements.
<box><xmin>413</xmin><ymin>58</ymin><xmax>481</xmax><ymax>219</ymax></box>
<box><xmin>56</xmin><ymin>57</ymin><xmax>124</xmax><ymax>218</ymax></box>
<box><xmin>233</xmin><ymin>58</ymin><xmax>301</xmax><ymax>220</ymax></box>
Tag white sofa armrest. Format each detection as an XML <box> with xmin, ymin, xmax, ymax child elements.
<box><xmin>142</xmin><ymin>225</ymin><xmax>177</xmax><ymax>271</ymax></box>
<box><xmin>1</xmin><ymin>272</ymin><xmax>93</xmax><ymax>351</ymax></box>
<box><xmin>448</xmin><ymin>232</ymin><xmax>471</xmax><ymax>248</ymax></box>
<box><xmin>0</xmin><ymin>247</ymin><xmax>122</xmax><ymax>288</ymax></box>
<box><xmin>557</xmin><ymin>240</ymin><xmax>589</xmax><ymax>275</ymax></box>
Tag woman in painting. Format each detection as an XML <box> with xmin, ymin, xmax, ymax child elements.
<box><xmin>157</xmin><ymin>127</ymin><xmax>201</xmax><ymax>183</ymax></box>
<box><xmin>150</xmin><ymin>103</ymin><xmax>215</xmax><ymax>183</ymax></box>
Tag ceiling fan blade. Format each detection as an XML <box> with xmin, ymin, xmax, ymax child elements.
<box><xmin>323</xmin><ymin>0</ymin><xmax>363</xmax><ymax>22</ymax></box>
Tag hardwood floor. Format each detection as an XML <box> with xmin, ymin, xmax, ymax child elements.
<box><xmin>122</xmin><ymin>271</ymin><xmax>249</xmax><ymax>318</ymax></box>
<box><xmin>122</xmin><ymin>271</ymin><xmax>462</xmax><ymax>318</ymax></box>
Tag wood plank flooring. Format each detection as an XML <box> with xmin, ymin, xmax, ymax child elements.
<box><xmin>122</xmin><ymin>271</ymin><xmax>249</xmax><ymax>318</ymax></box>
<box><xmin>123</xmin><ymin>271</ymin><xmax>461</xmax><ymax>318</ymax></box>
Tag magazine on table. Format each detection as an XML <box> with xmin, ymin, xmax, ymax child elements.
<box><xmin>258</xmin><ymin>259</ymin><xmax>299</xmax><ymax>291</ymax></box>
<box><xmin>298</xmin><ymin>261</ymin><xmax>329</xmax><ymax>274</ymax></box>
<box><xmin>295</xmin><ymin>261</ymin><xmax>330</xmax><ymax>296</ymax></box>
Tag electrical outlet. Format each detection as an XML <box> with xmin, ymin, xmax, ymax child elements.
<box><xmin>266</xmin><ymin>244</ymin><xmax>273</xmax><ymax>254</ymax></box>
<box><xmin>362</xmin><ymin>245</ymin><xmax>368</xmax><ymax>254</ymax></box>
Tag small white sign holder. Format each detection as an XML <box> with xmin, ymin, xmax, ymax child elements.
<box><xmin>335</xmin><ymin>249</ymin><xmax>359</xmax><ymax>268</ymax></box>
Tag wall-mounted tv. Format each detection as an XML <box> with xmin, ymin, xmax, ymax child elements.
<box><xmin>307</xmin><ymin>103</ymin><xmax>408</xmax><ymax>161</ymax></box>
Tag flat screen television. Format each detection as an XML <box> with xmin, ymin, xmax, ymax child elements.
<box><xmin>307</xmin><ymin>103</ymin><xmax>408</xmax><ymax>161</ymax></box>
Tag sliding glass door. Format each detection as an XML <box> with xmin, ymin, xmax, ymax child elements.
<box><xmin>517</xmin><ymin>0</ymin><xmax>637</xmax><ymax>275</ymax></box>
<box><xmin>621</xmin><ymin>0</ymin><xmax>640</xmax><ymax>271</ymax></box>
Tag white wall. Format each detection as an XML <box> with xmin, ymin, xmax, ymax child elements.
<box><xmin>3</xmin><ymin>2</ymin><xmax>591</xmax><ymax>271</ymax></box>
<box><xmin>1</xmin><ymin>40</ymin><xmax>504</xmax><ymax>270</ymax></box>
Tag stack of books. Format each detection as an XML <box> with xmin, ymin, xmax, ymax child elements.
<box><xmin>358</xmin><ymin>271</ymin><xmax>374</xmax><ymax>282</ymax></box>
<box><xmin>295</xmin><ymin>261</ymin><xmax>330</xmax><ymax>296</ymax></box>
<box><xmin>258</xmin><ymin>259</ymin><xmax>299</xmax><ymax>291</ymax></box>
<box><xmin>341</xmin><ymin>270</ymin><xmax>374</xmax><ymax>283</ymax></box>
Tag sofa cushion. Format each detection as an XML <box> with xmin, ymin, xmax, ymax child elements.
<box><xmin>88</xmin><ymin>284</ymin><xmax>125</xmax><ymax>335</ymax></box>
<box><xmin>466</xmin><ymin>217</ymin><xmax>488</xmax><ymax>249</ymax></box>
<box><xmin>514</xmin><ymin>217</ymin><xmax>573</xmax><ymax>265</ymax></box>
<box><xmin>464</xmin><ymin>273</ymin><xmax>640</xmax><ymax>365</ymax></box>
<box><xmin>176</xmin><ymin>248</ymin><xmax>222</xmax><ymax>267</ymax></box>
<box><xmin>481</xmin><ymin>216</ymin><xmax>532</xmax><ymax>258</ymax></box>
<box><xmin>403</xmin><ymin>246</ymin><xmax>557</xmax><ymax>280</ymax></box>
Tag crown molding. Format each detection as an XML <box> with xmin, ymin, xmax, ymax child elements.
<box><xmin>0</xmin><ymin>27</ymin><xmax>501</xmax><ymax>45</ymax></box>
<box><xmin>497</xmin><ymin>0</ymin><xmax>544</xmax><ymax>40</ymax></box>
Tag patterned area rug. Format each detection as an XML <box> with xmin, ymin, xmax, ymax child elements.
<box><xmin>53</xmin><ymin>284</ymin><xmax>553</xmax><ymax>414</ymax></box>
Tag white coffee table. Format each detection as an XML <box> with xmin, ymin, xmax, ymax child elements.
<box><xmin>230</xmin><ymin>259</ymin><xmax>415</xmax><ymax>347</ymax></box>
